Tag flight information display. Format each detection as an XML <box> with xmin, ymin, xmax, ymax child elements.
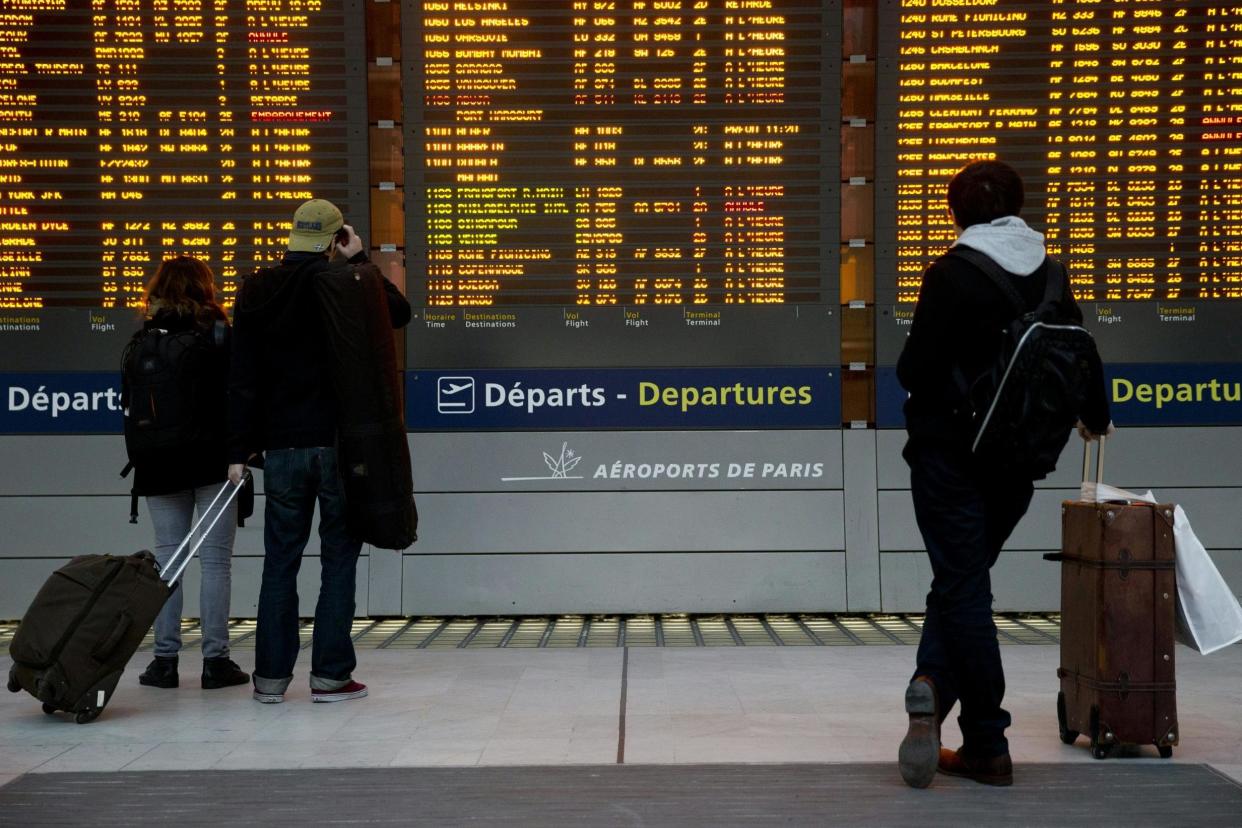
<box><xmin>405</xmin><ymin>0</ymin><xmax>839</xmax><ymax>368</ymax></box>
<box><xmin>0</xmin><ymin>0</ymin><xmax>366</xmax><ymax>368</ymax></box>
<box><xmin>878</xmin><ymin>0</ymin><xmax>1242</xmax><ymax>306</ymax></box>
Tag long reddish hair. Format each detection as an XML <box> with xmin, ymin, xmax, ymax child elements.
<box><xmin>144</xmin><ymin>256</ymin><xmax>227</xmax><ymax>327</ymax></box>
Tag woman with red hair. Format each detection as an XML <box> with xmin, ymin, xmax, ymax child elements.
<box><xmin>123</xmin><ymin>256</ymin><xmax>249</xmax><ymax>692</ymax></box>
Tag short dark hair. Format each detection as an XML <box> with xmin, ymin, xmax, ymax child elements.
<box><xmin>947</xmin><ymin>160</ymin><xmax>1024</xmax><ymax>228</ymax></box>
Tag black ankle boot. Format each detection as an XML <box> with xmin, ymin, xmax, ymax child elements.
<box><xmin>202</xmin><ymin>657</ymin><xmax>250</xmax><ymax>690</ymax></box>
<box><xmin>139</xmin><ymin>656</ymin><xmax>179</xmax><ymax>688</ymax></box>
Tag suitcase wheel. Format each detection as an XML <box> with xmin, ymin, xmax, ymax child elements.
<box><xmin>41</xmin><ymin>703</ymin><xmax>58</xmax><ymax>716</ymax></box>
<box><xmin>1088</xmin><ymin>705</ymin><xmax>1112</xmax><ymax>760</ymax></box>
<box><xmin>1056</xmin><ymin>691</ymin><xmax>1079</xmax><ymax>745</ymax></box>
<box><xmin>75</xmin><ymin>708</ymin><xmax>101</xmax><ymax>725</ymax></box>
<box><xmin>1158</xmin><ymin>745</ymin><xmax>1173</xmax><ymax>759</ymax></box>
<box><xmin>6</xmin><ymin>671</ymin><xmax>20</xmax><ymax>694</ymax></box>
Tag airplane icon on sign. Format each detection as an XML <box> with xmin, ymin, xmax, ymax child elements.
<box><xmin>436</xmin><ymin>376</ymin><xmax>475</xmax><ymax>414</ymax></box>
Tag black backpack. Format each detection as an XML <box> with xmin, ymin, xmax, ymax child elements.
<box><xmin>121</xmin><ymin>321</ymin><xmax>223</xmax><ymax>474</ymax></box>
<box><xmin>949</xmin><ymin>247</ymin><xmax>1100</xmax><ymax>480</ymax></box>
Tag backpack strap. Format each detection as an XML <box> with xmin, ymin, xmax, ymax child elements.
<box><xmin>1038</xmin><ymin>259</ymin><xmax>1067</xmax><ymax>312</ymax></box>
<box><xmin>118</xmin><ymin>463</ymin><xmax>139</xmax><ymax>523</ymax></box>
<box><xmin>946</xmin><ymin>245</ymin><xmax>1028</xmax><ymax>316</ymax></box>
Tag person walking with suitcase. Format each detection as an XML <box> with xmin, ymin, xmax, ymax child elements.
<box><xmin>122</xmin><ymin>256</ymin><xmax>250</xmax><ymax>691</ymax></box>
<box><xmin>894</xmin><ymin>160</ymin><xmax>1113</xmax><ymax>788</ymax></box>
<box><xmin>227</xmin><ymin>199</ymin><xmax>410</xmax><ymax>704</ymax></box>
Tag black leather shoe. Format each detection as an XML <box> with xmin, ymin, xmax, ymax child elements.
<box><xmin>939</xmin><ymin>747</ymin><xmax>1014</xmax><ymax>786</ymax></box>
<box><xmin>898</xmin><ymin>676</ymin><xmax>940</xmax><ymax>788</ymax></box>
<box><xmin>201</xmin><ymin>657</ymin><xmax>249</xmax><ymax>690</ymax></box>
<box><xmin>138</xmin><ymin>656</ymin><xmax>179</xmax><ymax>689</ymax></box>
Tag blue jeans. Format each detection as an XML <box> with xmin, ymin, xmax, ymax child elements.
<box><xmin>906</xmin><ymin>439</ymin><xmax>1033</xmax><ymax>759</ymax></box>
<box><xmin>254</xmin><ymin>447</ymin><xmax>361</xmax><ymax>694</ymax></box>
<box><xmin>147</xmin><ymin>485</ymin><xmax>237</xmax><ymax>659</ymax></box>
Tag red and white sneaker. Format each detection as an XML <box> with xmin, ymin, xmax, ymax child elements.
<box><xmin>311</xmin><ymin>680</ymin><xmax>368</xmax><ymax>703</ymax></box>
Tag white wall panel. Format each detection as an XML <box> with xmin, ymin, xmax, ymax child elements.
<box><xmin>877</xmin><ymin>490</ymin><xmax>1077</xmax><ymax>552</ymax></box>
<box><xmin>0</xmin><ymin>495</ymin><xmax>303</xmax><ymax>559</ymax></box>
<box><xmin>2</xmin><ymin>425</ymin><xmax>1238</xmax><ymax>617</ymax></box>
<box><xmin>879</xmin><ymin>489</ymin><xmax>1242</xmax><ymax>552</ymax></box>
<box><xmin>413</xmin><ymin>491</ymin><xmax>845</xmax><ymax>554</ymax></box>
<box><xmin>411</xmin><ymin>430</ymin><xmax>844</xmax><ymax>491</ymax></box>
<box><xmin>403</xmin><ymin>552</ymin><xmax>847</xmax><ymax>615</ymax></box>
<box><xmin>877</xmin><ymin>427</ymin><xmax>1242</xmax><ymax>490</ymax></box>
<box><xmin>0</xmin><ymin>555</ymin><xmax>370</xmax><ymax>620</ymax></box>
<box><xmin>880</xmin><ymin>550</ymin><xmax>1060</xmax><ymax>613</ymax></box>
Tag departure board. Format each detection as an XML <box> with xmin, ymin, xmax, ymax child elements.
<box><xmin>405</xmin><ymin>0</ymin><xmax>839</xmax><ymax>368</ymax></box>
<box><xmin>878</xmin><ymin>0</ymin><xmax>1242</xmax><ymax>307</ymax></box>
<box><xmin>0</xmin><ymin>0</ymin><xmax>366</xmax><ymax>370</ymax></box>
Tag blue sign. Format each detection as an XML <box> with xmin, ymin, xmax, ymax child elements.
<box><xmin>407</xmin><ymin>367</ymin><xmax>840</xmax><ymax>430</ymax></box>
<box><xmin>9</xmin><ymin>363</ymin><xmax>1239</xmax><ymax>433</ymax></box>
<box><xmin>876</xmin><ymin>363</ymin><xmax>1242</xmax><ymax>429</ymax></box>
<box><xmin>876</xmin><ymin>366</ymin><xmax>906</xmax><ymax>429</ymax></box>
<box><xmin>2</xmin><ymin>373</ymin><xmax>124</xmax><ymax>434</ymax></box>
<box><xmin>1107</xmin><ymin>363</ymin><xmax>1242</xmax><ymax>426</ymax></box>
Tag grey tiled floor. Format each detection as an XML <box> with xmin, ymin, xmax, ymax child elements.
<box><xmin>2</xmin><ymin>643</ymin><xmax>1240</xmax><ymax>784</ymax></box>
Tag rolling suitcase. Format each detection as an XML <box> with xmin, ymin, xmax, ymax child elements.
<box><xmin>6</xmin><ymin>479</ymin><xmax>244</xmax><ymax>723</ymax></box>
<box><xmin>1047</xmin><ymin>439</ymin><xmax>1178</xmax><ymax>759</ymax></box>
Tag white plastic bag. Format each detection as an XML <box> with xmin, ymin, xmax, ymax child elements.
<box><xmin>1169</xmin><ymin>504</ymin><xmax>1242</xmax><ymax>655</ymax></box>
<box><xmin>1082</xmin><ymin>482</ymin><xmax>1242</xmax><ymax>655</ymax></box>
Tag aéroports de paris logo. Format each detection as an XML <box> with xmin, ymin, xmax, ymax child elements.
<box><xmin>501</xmin><ymin>442</ymin><xmax>584</xmax><ymax>483</ymax></box>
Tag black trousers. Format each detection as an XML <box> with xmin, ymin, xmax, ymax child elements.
<box><xmin>906</xmin><ymin>439</ymin><xmax>1034</xmax><ymax>758</ymax></box>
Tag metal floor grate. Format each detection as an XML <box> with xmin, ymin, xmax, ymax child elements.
<box><xmin>0</xmin><ymin>614</ymin><xmax>1062</xmax><ymax>652</ymax></box>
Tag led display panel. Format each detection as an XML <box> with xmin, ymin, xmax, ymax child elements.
<box><xmin>876</xmin><ymin>0</ymin><xmax>1242</xmax><ymax>367</ymax></box>
<box><xmin>880</xmin><ymin>0</ymin><xmax>1242</xmax><ymax>301</ymax></box>
<box><xmin>0</xmin><ymin>0</ymin><xmax>367</xmax><ymax>369</ymax></box>
<box><xmin>405</xmin><ymin>0</ymin><xmax>841</xmax><ymax>368</ymax></box>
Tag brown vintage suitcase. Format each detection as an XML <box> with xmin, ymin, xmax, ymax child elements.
<box><xmin>1047</xmin><ymin>440</ymin><xmax>1178</xmax><ymax>759</ymax></box>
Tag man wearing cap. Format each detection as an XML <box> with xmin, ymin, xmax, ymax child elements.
<box><xmin>227</xmin><ymin>199</ymin><xmax>410</xmax><ymax>704</ymax></box>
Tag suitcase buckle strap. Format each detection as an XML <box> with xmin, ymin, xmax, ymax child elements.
<box><xmin>1045</xmin><ymin>553</ymin><xmax>1173</xmax><ymax>573</ymax></box>
<box><xmin>1059</xmin><ymin>668</ymin><xmax>1175</xmax><ymax>700</ymax></box>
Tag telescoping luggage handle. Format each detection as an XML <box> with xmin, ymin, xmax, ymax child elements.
<box><xmin>162</xmin><ymin>474</ymin><xmax>248</xmax><ymax>588</ymax></box>
<box><xmin>1082</xmin><ymin>433</ymin><xmax>1106</xmax><ymax>485</ymax></box>
<box><xmin>1044</xmin><ymin>435</ymin><xmax>1113</xmax><ymax>566</ymax></box>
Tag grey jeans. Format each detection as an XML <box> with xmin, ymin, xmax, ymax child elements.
<box><xmin>147</xmin><ymin>485</ymin><xmax>238</xmax><ymax>659</ymax></box>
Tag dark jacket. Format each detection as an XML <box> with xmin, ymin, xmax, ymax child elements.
<box><xmin>897</xmin><ymin>250</ymin><xmax>1111</xmax><ymax>450</ymax></box>
<box><xmin>128</xmin><ymin>309</ymin><xmax>230</xmax><ymax>496</ymax></box>
<box><xmin>228</xmin><ymin>252</ymin><xmax>411</xmax><ymax>464</ymax></box>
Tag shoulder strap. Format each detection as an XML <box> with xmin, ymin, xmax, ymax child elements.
<box><xmin>1038</xmin><ymin>259</ymin><xmax>1066</xmax><ymax>310</ymax></box>
<box><xmin>946</xmin><ymin>245</ymin><xmax>1027</xmax><ymax>316</ymax></box>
